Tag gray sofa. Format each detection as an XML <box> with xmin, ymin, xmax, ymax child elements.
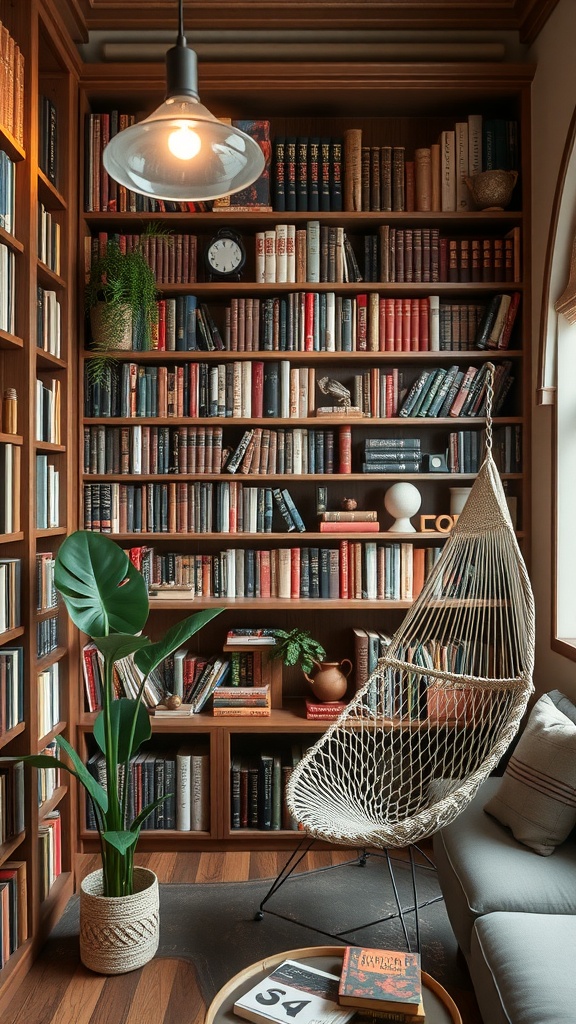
<box><xmin>433</xmin><ymin>774</ymin><xmax>576</xmax><ymax>1024</ymax></box>
<box><xmin>432</xmin><ymin>778</ymin><xmax>573</xmax><ymax>1019</ymax></box>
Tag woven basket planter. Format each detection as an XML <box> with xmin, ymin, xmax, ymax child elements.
<box><xmin>79</xmin><ymin>867</ymin><xmax>159</xmax><ymax>974</ymax></box>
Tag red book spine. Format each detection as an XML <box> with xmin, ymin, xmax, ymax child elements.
<box><xmin>251</xmin><ymin>360</ymin><xmax>264</xmax><ymax>419</ymax></box>
<box><xmin>384</xmin><ymin>298</ymin><xmax>395</xmax><ymax>352</ymax></box>
<box><xmin>339</xmin><ymin>540</ymin><xmax>350</xmax><ymax>598</ymax></box>
<box><xmin>157</xmin><ymin>299</ymin><xmax>166</xmax><ymax>350</ymax></box>
<box><xmin>418</xmin><ymin>297</ymin><xmax>429</xmax><ymax>351</ymax></box>
<box><xmin>402</xmin><ymin>298</ymin><xmax>411</xmax><ymax>352</ymax></box>
<box><xmin>409</xmin><ymin>298</ymin><xmax>419</xmax><ymax>352</ymax></box>
<box><xmin>498</xmin><ymin>291</ymin><xmax>520</xmax><ymax>349</ymax></box>
<box><xmin>290</xmin><ymin>546</ymin><xmax>301</xmax><ymax>600</ymax></box>
<box><xmin>394</xmin><ymin>298</ymin><xmax>403</xmax><ymax>352</ymax></box>
<box><xmin>304</xmin><ymin>292</ymin><xmax>315</xmax><ymax>351</ymax></box>
<box><xmin>338</xmin><ymin>425</ymin><xmax>352</xmax><ymax>473</ymax></box>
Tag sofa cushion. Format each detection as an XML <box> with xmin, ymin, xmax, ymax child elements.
<box><xmin>470</xmin><ymin>912</ymin><xmax>576</xmax><ymax>1024</ymax></box>
<box><xmin>433</xmin><ymin>778</ymin><xmax>576</xmax><ymax>955</ymax></box>
<box><xmin>484</xmin><ymin>692</ymin><xmax>576</xmax><ymax>855</ymax></box>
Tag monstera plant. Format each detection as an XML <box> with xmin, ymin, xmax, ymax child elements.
<box><xmin>23</xmin><ymin>531</ymin><xmax>223</xmax><ymax>899</ymax></box>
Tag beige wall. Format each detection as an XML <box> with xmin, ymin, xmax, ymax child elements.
<box><xmin>528</xmin><ymin>0</ymin><xmax>576</xmax><ymax>698</ymax></box>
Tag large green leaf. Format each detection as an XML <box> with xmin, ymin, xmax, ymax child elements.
<box><xmin>93</xmin><ymin>634</ymin><xmax>151</xmax><ymax>664</ymax></box>
<box><xmin>134</xmin><ymin>607</ymin><xmax>224</xmax><ymax>676</ymax></box>
<box><xmin>54</xmin><ymin>531</ymin><xmax>149</xmax><ymax>636</ymax></box>
<box><xmin>93</xmin><ymin>698</ymin><xmax>152</xmax><ymax>761</ymax></box>
<box><xmin>102</xmin><ymin>830</ymin><xmax>139</xmax><ymax>855</ymax></box>
<box><xmin>55</xmin><ymin>736</ymin><xmax>109</xmax><ymax>813</ymax></box>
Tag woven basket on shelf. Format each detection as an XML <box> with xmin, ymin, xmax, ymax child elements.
<box><xmin>79</xmin><ymin>866</ymin><xmax>159</xmax><ymax>975</ymax></box>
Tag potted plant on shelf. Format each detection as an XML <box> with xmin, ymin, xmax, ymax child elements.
<box><xmin>23</xmin><ymin>530</ymin><xmax>223</xmax><ymax>974</ymax></box>
<box><xmin>85</xmin><ymin>233</ymin><xmax>160</xmax><ymax>381</ymax></box>
<box><xmin>270</xmin><ymin>628</ymin><xmax>351</xmax><ymax>703</ymax></box>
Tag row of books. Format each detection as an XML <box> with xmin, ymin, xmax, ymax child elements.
<box><xmin>37</xmin><ymin>616</ymin><xmax>59</xmax><ymax>660</ymax></box>
<box><xmin>230</xmin><ymin>743</ymin><xmax>316</xmax><ymax>830</ymax></box>
<box><xmin>85</xmin><ymin>360</ymin><xmax>318</xmax><ymax>420</ymax></box>
<box><xmin>226</xmin><ymin>426</ymin><xmax>339</xmax><ymax>476</ymax></box>
<box><xmin>35</xmin><ymin>377</ymin><xmax>61</xmax><ymax>445</ymax></box>
<box><xmin>38</xmin><ymin>661</ymin><xmax>60</xmax><ymax>739</ymax></box>
<box><xmin>0</xmin><ymin>151</ymin><xmax>15</xmax><ymax>235</ymax></box>
<box><xmin>448</xmin><ymin>426</ymin><xmax>522</xmax><ymax>475</ymax></box>
<box><xmin>38</xmin><ymin>810</ymin><xmax>61</xmax><ymax>902</ymax></box>
<box><xmin>36</xmin><ymin>551</ymin><xmax>57</xmax><ymax>611</ymax></box>
<box><xmin>35</xmin><ymin>456</ymin><xmax>60</xmax><ymax>530</ymax></box>
<box><xmin>0</xmin><ymin>557</ymin><xmax>20</xmax><ymax>634</ymax></box>
<box><xmin>0</xmin><ymin>647</ymin><xmax>23</xmax><ymax>736</ymax></box>
<box><xmin>0</xmin><ymin>861</ymin><xmax>26</xmax><ymax>968</ymax></box>
<box><xmin>255</xmin><ymin>222</ymin><xmax>362</xmax><ymax>285</ymax></box>
<box><xmin>39</xmin><ymin>95</ymin><xmax>58</xmax><ymax>187</ymax></box>
<box><xmin>0</xmin><ymin>20</ymin><xmax>25</xmax><ymax>146</ymax></box>
<box><xmin>377</xmin><ymin>225</ymin><xmax>520</xmax><ymax>285</ymax></box>
<box><xmin>85</xmin><ymin>746</ymin><xmax>210</xmax><ymax>832</ymax></box>
<box><xmin>0</xmin><ymin>761</ymin><xmax>24</xmax><ymax>844</ymax></box>
<box><xmin>344</xmin><ymin>117</ymin><xmax>518</xmax><ymax>215</ymax></box>
<box><xmin>37</xmin><ymin>741</ymin><xmax>60</xmax><ymax>807</ymax></box>
<box><xmin>398</xmin><ymin>360</ymin><xmax>513</xmax><ymax>420</ymax></box>
<box><xmin>272</xmin><ymin>136</ymin><xmax>342</xmax><ymax>213</ymax></box>
<box><xmin>83</xmin><ymin>481</ymin><xmax>306</xmax><ymax>535</ymax></box>
<box><xmin>82</xmin><ymin>424</ymin><xmax>340</xmax><ymax>476</ymax></box>
<box><xmin>0</xmin><ymin>443</ymin><xmax>20</xmax><ymax>534</ymax></box>
<box><xmin>38</xmin><ymin>203</ymin><xmax>60</xmax><ymax>276</ymax></box>
<box><xmin>0</xmin><ymin>242</ymin><xmax>14</xmax><ymax>334</ymax></box>
<box><xmin>86</xmin><ymin>231</ymin><xmax>198</xmax><ymax>286</ymax></box>
<box><xmin>36</xmin><ymin>287</ymin><xmax>62</xmax><ymax>358</ymax></box>
<box><xmin>126</xmin><ymin>541</ymin><xmax>443</xmax><ymax>602</ymax></box>
<box><xmin>84</xmin><ymin>111</ymin><xmax>266</xmax><ymax>214</ymax></box>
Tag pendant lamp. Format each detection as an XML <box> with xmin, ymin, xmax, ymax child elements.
<box><xmin>102</xmin><ymin>0</ymin><xmax>265</xmax><ymax>202</ymax></box>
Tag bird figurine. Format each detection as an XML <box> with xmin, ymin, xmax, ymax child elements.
<box><xmin>317</xmin><ymin>376</ymin><xmax>352</xmax><ymax>407</ymax></box>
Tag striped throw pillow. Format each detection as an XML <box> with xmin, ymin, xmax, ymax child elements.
<box><xmin>484</xmin><ymin>692</ymin><xmax>576</xmax><ymax>856</ymax></box>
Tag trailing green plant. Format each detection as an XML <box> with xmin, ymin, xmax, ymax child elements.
<box><xmin>21</xmin><ymin>531</ymin><xmax>223</xmax><ymax>898</ymax></box>
<box><xmin>270</xmin><ymin>627</ymin><xmax>326</xmax><ymax>676</ymax></box>
<box><xmin>85</xmin><ymin>228</ymin><xmax>170</xmax><ymax>383</ymax></box>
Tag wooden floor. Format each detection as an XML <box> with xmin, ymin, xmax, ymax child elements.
<box><xmin>3</xmin><ymin>851</ymin><xmax>483</xmax><ymax>1024</ymax></box>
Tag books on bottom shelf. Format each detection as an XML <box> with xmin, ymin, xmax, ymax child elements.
<box><xmin>233</xmin><ymin>959</ymin><xmax>355</xmax><ymax>1024</ymax></box>
<box><xmin>338</xmin><ymin>947</ymin><xmax>424</xmax><ymax>1021</ymax></box>
<box><xmin>231</xmin><ymin>740</ymin><xmax>318</xmax><ymax>831</ymax></box>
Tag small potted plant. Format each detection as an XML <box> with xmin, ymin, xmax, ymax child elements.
<box><xmin>85</xmin><ymin>233</ymin><xmax>160</xmax><ymax>380</ymax></box>
<box><xmin>23</xmin><ymin>531</ymin><xmax>223</xmax><ymax>974</ymax></box>
<box><xmin>270</xmin><ymin>628</ymin><xmax>351</xmax><ymax>702</ymax></box>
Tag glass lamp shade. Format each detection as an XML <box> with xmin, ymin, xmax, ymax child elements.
<box><xmin>102</xmin><ymin>94</ymin><xmax>266</xmax><ymax>202</ymax></box>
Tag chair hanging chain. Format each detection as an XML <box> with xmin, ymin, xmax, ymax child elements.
<box><xmin>484</xmin><ymin>362</ymin><xmax>495</xmax><ymax>453</ymax></box>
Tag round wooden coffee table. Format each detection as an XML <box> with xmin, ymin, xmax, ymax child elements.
<box><xmin>205</xmin><ymin>945</ymin><xmax>462</xmax><ymax>1024</ymax></box>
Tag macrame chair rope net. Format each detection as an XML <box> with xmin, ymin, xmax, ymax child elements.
<box><xmin>286</xmin><ymin>373</ymin><xmax>535</xmax><ymax>850</ymax></box>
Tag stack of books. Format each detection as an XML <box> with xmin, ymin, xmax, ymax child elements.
<box><xmin>338</xmin><ymin>946</ymin><xmax>425</xmax><ymax>1022</ymax></box>
<box><xmin>226</xmin><ymin>628</ymin><xmax>277</xmax><ymax>646</ymax></box>
<box><xmin>362</xmin><ymin>438</ymin><xmax>422</xmax><ymax>474</ymax></box>
<box><xmin>319</xmin><ymin>510</ymin><xmax>380</xmax><ymax>533</ymax></box>
<box><xmin>213</xmin><ymin>684</ymin><xmax>271</xmax><ymax>717</ymax></box>
<box><xmin>305</xmin><ymin>697</ymin><xmax>347</xmax><ymax>720</ymax></box>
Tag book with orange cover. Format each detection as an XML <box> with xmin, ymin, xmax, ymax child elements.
<box><xmin>338</xmin><ymin>947</ymin><xmax>423</xmax><ymax>1016</ymax></box>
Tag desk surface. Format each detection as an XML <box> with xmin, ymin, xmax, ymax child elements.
<box><xmin>206</xmin><ymin>945</ymin><xmax>463</xmax><ymax>1024</ymax></box>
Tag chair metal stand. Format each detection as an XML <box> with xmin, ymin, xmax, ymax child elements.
<box><xmin>254</xmin><ymin>841</ymin><xmax>443</xmax><ymax>954</ymax></box>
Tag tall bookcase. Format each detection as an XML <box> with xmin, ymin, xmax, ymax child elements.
<box><xmin>76</xmin><ymin>58</ymin><xmax>533</xmax><ymax>853</ymax></box>
<box><xmin>0</xmin><ymin>0</ymin><xmax>78</xmax><ymax>1008</ymax></box>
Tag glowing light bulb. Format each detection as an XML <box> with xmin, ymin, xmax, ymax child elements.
<box><xmin>168</xmin><ymin>123</ymin><xmax>201</xmax><ymax>160</ymax></box>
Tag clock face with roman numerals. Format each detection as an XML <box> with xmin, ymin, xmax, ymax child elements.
<box><xmin>205</xmin><ymin>232</ymin><xmax>245</xmax><ymax>278</ymax></box>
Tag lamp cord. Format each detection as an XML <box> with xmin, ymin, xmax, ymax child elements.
<box><xmin>177</xmin><ymin>0</ymin><xmax>185</xmax><ymax>47</ymax></box>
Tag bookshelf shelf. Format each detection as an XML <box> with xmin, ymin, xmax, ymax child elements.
<box><xmin>34</xmin><ymin>527</ymin><xmax>67</xmax><ymax>538</ymax></box>
<box><xmin>84</xmin><ymin>472</ymin><xmax>522</xmax><ymax>484</ymax></box>
<box><xmin>0</xmin><ymin>124</ymin><xmax>24</xmax><ymax>163</ymax></box>
<box><xmin>0</xmin><ymin>432</ymin><xmax>23</xmax><ymax>445</ymax></box>
<box><xmin>36</xmin><ymin>261</ymin><xmax>66</xmax><ymax>289</ymax></box>
<box><xmin>0</xmin><ymin>831</ymin><xmax>26</xmax><ymax>865</ymax></box>
<box><xmin>84</xmin><ymin>210</ymin><xmax>524</xmax><ymax>229</ymax></box>
<box><xmin>83</xmin><ymin>415</ymin><xmax>523</xmax><ymax>427</ymax></box>
<box><xmin>35</xmin><ymin>441</ymin><xmax>66</xmax><ymax>453</ymax></box>
<box><xmin>0</xmin><ymin>625</ymin><xmax>25</xmax><ymax>644</ymax></box>
<box><xmin>36</xmin><ymin>351</ymin><xmax>67</xmax><ymax>370</ymax></box>
<box><xmin>0</xmin><ymin>721</ymin><xmax>26</xmax><ymax>750</ymax></box>
<box><xmin>0</xmin><ymin>227</ymin><xmax>24</xmax><ymax>253</ymax></box>
<box><xmin>36</xmin><ymin>606</ymin><xmax>59</xmax><ymax>621</ymax></box>
<box><xmin>39</xmin><ymin>785</ymin><xmax>68</xmax><ymax>821</ymax></box>
<box><xmin>36</xmin><ymin>645</ymin><xmax>67</xmax><ymax>672</ymax></box>
<box><xmin>37</xmin><ymin>170</ymin><xmax>67</xmax><ymax>211</ymax></box>
<box><xmin>83</xmin><ymin>348</ymin><xmax>523</xmax><ymax>364</ymax></box>
<box><xmin>0</xmin><ymin>329</ymin><xmax>24</xmax><ymax>351</ymax></box>
<box><xmin>37</xmin><ymin>720</ymin><xmax>68</xmax><ymax>752</ymax></box>
<box><xmin>80</xmin><ymin>281</ymin><xmax>526</xmax><ymax>298</ymax></box>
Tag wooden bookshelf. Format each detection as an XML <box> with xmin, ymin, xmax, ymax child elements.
<box><xmin>0</xmin><ymin>0</ymin><xmax>79</xmax><ymax>1010</ymax></box>
<box><xmin>75</xmin><ymin>57</ymin><xmax>532</xmax><ymax>856</ymax></box>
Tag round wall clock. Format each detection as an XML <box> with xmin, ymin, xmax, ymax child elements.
<box><xmin>204</xmin><ymin>228</ymin><xmax>246</xmax><ymax>281</ymax></box>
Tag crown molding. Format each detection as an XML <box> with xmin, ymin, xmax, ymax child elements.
<box><xmin>71</xmin><ymin>1</ymin><xmax>559</xmax><ymax>39</ymax></box>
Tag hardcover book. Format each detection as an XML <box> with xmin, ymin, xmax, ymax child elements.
<box><xmin>338</xmin><ymin>947</ymin><xmax>422</xmax><ymax>1016</ymax></box>
<box><xmin>234</xmin><ymin>959</ymin><xmax>355</xmax><ymax>1024</ymax></box>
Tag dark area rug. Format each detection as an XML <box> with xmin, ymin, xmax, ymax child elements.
<box><xmin>51</xmin><ymin>854</ymin><xmax>475</xmax><ymax>1016</ymax></box>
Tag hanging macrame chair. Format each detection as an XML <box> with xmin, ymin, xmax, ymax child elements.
<box><xmin>286</xmin><ymin>368</ymin><xmax>535</xmax><ymax>849</ymax></box>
